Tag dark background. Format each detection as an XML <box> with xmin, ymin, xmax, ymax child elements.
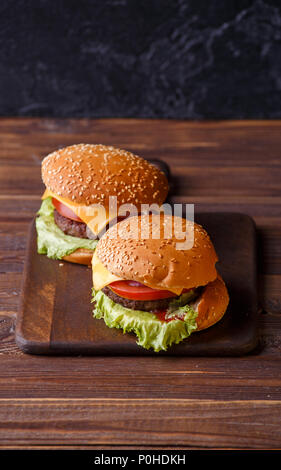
<box><xmin>1</xmin><ymin>0</ymin><xmax>281</xmax><ymax>119</ymax></box>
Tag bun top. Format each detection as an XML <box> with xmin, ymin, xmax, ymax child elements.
<box><xmin>96</xmin><ymin>214</ymin><xmax>218</xmax><ymax>290</ymax></box>
<box><xmin>41</xmin><ymin>144</ymin><xmax>169</xmax><ymax>208</ymax></box>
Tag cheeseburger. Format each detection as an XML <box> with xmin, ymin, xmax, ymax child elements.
<box><xmin>36</xmin><ymin>144</ymin><xmax>169</xmax><ymax>265</ymax></box>
<box><xmin>91</xmin><ymin>213</ymin><xmax>229</xmax><ymax>352</ymax></box>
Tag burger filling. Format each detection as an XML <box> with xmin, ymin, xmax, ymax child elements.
<box><xmin>101</xmin><ymin>284</ymin><xmax>200</xmax><ymax>318</ymax></box>
<box><xmin>54</xmin><ymin>209</ymin><xmax>88</xmax><ymax>238</ymax></box>
<box><xmin>52</xmin><ymin>197</ymin><xmax>127</xmax><ymax>240</ymax></box>
<box><xmin>53</xmin><ymin>209</ymin><xmax>96</xmax><ymax>239</ymax></box>
<box><xmin>92</xmin><ymin>285</ymin><xmax>198</xmax><ymax>352</ymax></box>
<box><xmin>36</xmin><ymin>197</ymin><xmax>98</xmax><ymax>260</ymax></box>
<box><xmin>52</xmin><ymin>197</ymin><xmax>96</xmax><ymax>240</ymax></box>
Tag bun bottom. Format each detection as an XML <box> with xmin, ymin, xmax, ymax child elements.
<box><xmin>62</xmin><ymin>248</ymin><xmax>94</xmax><ymax>266</ymax></box>
<box><xmin>191</xmin><ymin>275</ymin><xmax>229</xmax><ymax>331</ymax></box>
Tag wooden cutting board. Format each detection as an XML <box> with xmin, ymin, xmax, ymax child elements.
<box><xmin>16</xmin><ymin>211</ymin><xmax>259</xmax><ymax>356</ymax></box>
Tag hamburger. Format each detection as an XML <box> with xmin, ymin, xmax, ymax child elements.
<box><xmin>91</xmin><ymin>213</ymin><xmax>229</xmax><ymax>352</ymax></box>
<box><xmin>36</xmin><ymin>144</ymin><xmax>169</xmax><ymax>265</ymax></box>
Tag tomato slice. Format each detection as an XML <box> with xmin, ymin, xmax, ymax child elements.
<box><xmin>154</xmin><ymin>310</ymin><xmax>173</xmax><ymax>322</ymax></box>
<box><xmin>154</xmin><ymin>310</ymin><xmax>183</xmax><ymax>323</ymax></box>
<box><xmin>52</xmin><ymin>198</ymin><xmax>83</xmax><ymax>222</ymax></box>
<box><xmin>109</xmin><ymin>280</ymin><xmax>180</xmax><ymax>301</ymax></box>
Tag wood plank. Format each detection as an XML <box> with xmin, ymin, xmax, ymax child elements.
<box><xmin>261</xmin><ymin>275</ymin><xmax>281</xmax><ymax>314</ymax></box>
<box><xmin>171</xmin><ymin>167</ymin><xmax>280</xmax><ymax>197</ymax></box>
<box><xmin>1</xmin><ymin>142</ymin><xmax>280</xmax><ymax>167</ymax></box>
<box><xmin>0</xmin><ymin>165</ymin><xmax>42</xmax><ymax>195</ymax></box>
<box><xmin>0</xmin><ymin>273</ymin><xmax>21</xmax><ymax>321</ymax></box>
<box><xmin>1</xmin><ymin>341</ymin><xmax>281</xmax><ymax>397</ymax></box>
<box><xmin>171</xmin><ymin>196</ymin><xmax>281</xmax><ymax>216</ymax></box>
<box><xmin>0</xmin><ymin>398</ymin><xmax>280</xmax><ymax>448</ymax></box>
<box><xmin>0</xmin><ymin>118</ymin><xmax>279</xmax><ymax>156</ymax></box>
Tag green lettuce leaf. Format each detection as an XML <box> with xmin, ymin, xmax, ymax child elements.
<box><xmin>36</xmin><ymin>197</ymin><xmax>98</xmax><ymax>260</ymax></box>
<box><xmin>92</xmin><ymin>289</ymin><xmax>198</xmax><ymax>352</ymax></box>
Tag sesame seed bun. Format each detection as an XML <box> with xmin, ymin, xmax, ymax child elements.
<box><xmin>42</xmin><ymin>143</ymin><xmax>169</xmax><ymax>209</ymax></box>
<box><xmin>191</xmin><ymin>275</ymin><xmax>229</xmax><ymax>331</ymax></box>
<box><xmin>96</xmin><ymin>213</ymin><xmax>219</xmax><ymax>290</ymax></box>
<box><xmin>62</xmin><ymin>248</ymin><xmax>93</xmax><ymax>266</ymax></box>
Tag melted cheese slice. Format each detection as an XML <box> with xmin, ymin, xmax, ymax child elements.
<box><xmin>42</xmin><ymin>189</ymin><xmax>116</xmax><ymax>235</ymax></box>
<box><xmin>92</xmin><ymin>250</ymin><xmax>184</xmax><ymax>295</ymax></box>
<box><xmin>92</xmin><ymin>250</ymin><xmax>123</xmax><ymax>290</ymax></box>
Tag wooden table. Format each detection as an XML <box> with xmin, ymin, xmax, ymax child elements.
<box><xmin>0</xmin><ymin>118</ymin><xmax>280</xmax><ymax>449</ymax></box>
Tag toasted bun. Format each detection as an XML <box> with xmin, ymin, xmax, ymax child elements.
<box><xmin>96</xmin><ymin>214</ymin><xmax>218</xmax><ymax>290</ymax></box>
<box><xmin>41</xmin><ymin>144</ymin><xmax>169</xmax><ymax>209</ymax></box>
<box><xmin>62</xmin><ymin>248</ymin><xmax>93</xmax><ymax>266</ymax></box>
<box><xmin>192</xmin><ymin>275</ymin><xmax>229</xmax><ymax>331</ymax></box>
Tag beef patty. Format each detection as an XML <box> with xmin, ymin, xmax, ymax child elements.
<box><xmin>54</xmin><ymin>210</ymin><xmax>126</xmax><ymax>240</ymax></box>
<box><xmin>101</xmin><ymin>285</ymin><xmax>174</xmax><ymax>312</ymax></box>
<box><xmin>54</xmin><ymin>209</ymin><xmax>90</xmax><ymax>239</ymax></box>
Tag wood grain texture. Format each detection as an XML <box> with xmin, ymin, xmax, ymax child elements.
<box><xmin>0</xmin><ymin>398</ymin><xmax>280</xmax><ymax>448</ymax></box>
<box><xmin>0</xmin><ymin>118</ymin><xmax>280</xmax><ymax>449</ymax></box>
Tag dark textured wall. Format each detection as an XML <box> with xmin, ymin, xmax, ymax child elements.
<box><xmin>1</xmin><ymin>0</ymin><xmax>281</xmax><ymax>119</ymax></box>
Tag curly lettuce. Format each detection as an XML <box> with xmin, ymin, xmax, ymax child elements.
<box><xmin>36</xmin><ymin>197</ymin><xmax>98</xmax><ymax>260</ymax></box>
<box><xmin>92</xmin><ymin>289</ymin><xmax>198</xmax><ymax>352</ymax></box>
